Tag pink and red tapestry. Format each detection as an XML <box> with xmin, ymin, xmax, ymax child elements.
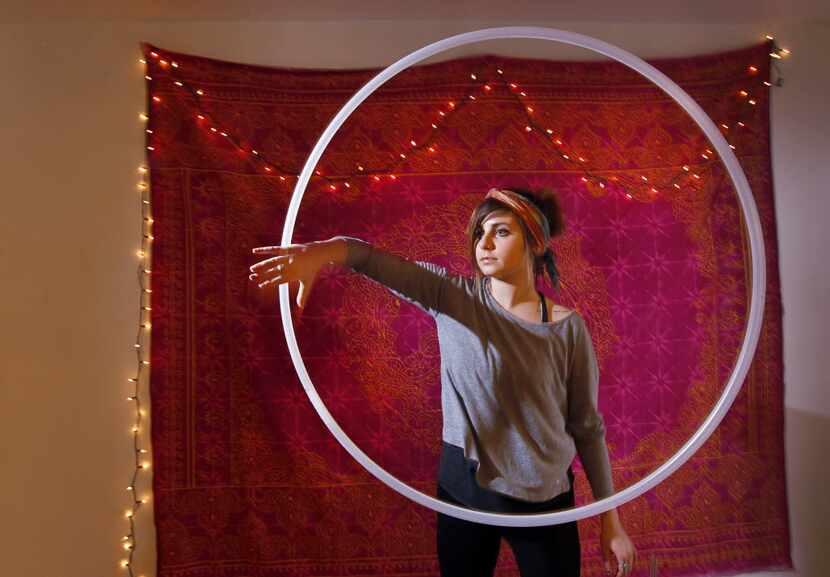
<box><xmin>143</xmin><ymin>39</ymin><xmax>791</xmax><ymax>577</ymax></box>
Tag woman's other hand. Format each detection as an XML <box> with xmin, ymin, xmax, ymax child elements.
<box><xmin>601</xmin><ymin>512</ymin><xmax>637</xmax><ymax>577</ymax></box>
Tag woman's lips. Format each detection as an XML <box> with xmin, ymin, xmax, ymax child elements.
<box><xmin>480</xmin><ymin>257</ymin><xmax>497</xmax><ymax>263</ymax></box>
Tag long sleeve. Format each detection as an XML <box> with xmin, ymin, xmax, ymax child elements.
<box><xmin>336</xmin><ymin>235</ymin><xmax>449</xmax><ymax>319</ymax></box>
<box><xmin>565</xmin><ymin>316</ymin><xmax>615</xmax><ymax>500</ymax></box>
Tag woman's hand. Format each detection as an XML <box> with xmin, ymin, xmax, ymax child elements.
<box><xmin>601</xmin><ymin>513</ymin><xmax>637</xmax><ymax>577</ymax></box>
<box><xmin>248</xmin><ymin>240</ymin><xmax>334</xmax><ymax>309</ymax></box>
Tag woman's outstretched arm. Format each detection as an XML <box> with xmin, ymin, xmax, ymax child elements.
<box><xmin>249</xmin><ymin>236</ymin><xmax>449</xmax><ymax>317</ymax></box>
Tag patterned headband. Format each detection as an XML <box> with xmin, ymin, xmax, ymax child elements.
<box><xmin>483</xmin><ymin>188</ymin><xmax>561</xmax><ymax>290</ymax></box>
<box><xmin>484</xmin><ymin>188</ymin><xmax>550</xmax><ymax>252</ymax></box>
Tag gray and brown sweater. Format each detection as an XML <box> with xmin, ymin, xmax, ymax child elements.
<box><xmin>339</xmin><ymin>236</ymin><xmax>614</xmax><ymax>508</ymax></box>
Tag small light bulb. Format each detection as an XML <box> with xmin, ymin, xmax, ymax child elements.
<box><xmin>519</xmin><ymin>91</ymin><xmax>526</xmax><ymax>97</ymax></box>
<box><xmin>470</xmin><ymin>73</ymin><xmax>477</xmax><ymax>80</ymax></box>
<box><xmin>196</xmin><ymin>89</ymin><xmax>204</xmax><ymax>95</ymax></box>
<box><xmin>139</xmin><ymin>113</ymin><xmax>148</xmax><ymax>121</ymax></box>
<box><xmin>497</xmin><ymin>69</ymin><xmax>503</xmax><ymax>74</ymax></box>
<box><xmin>410</xmin><ymin>140</ymin><xmax>417</xmax><ymax>146</ymax></box>
<box><xmin>563</xmin><ymin>154</ymin><xmax>569</xmax><ymax>160</ymax></box>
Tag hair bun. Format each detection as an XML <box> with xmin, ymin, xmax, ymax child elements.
<box><xmin>506</xmin><ymin>186</ymin><xmax>565</xmax><ymax>238</ymax></box>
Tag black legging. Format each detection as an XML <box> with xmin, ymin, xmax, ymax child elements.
<box><xmin>436</xmin><ymin>481</ymin><xmax>581</xmax><ymax>577</ymax></box>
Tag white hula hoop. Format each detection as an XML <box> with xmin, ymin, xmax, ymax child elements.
<box><xmin>278</xmin><ymin>27</ymin><xmax>766</xmax><ymax>526</ymax></box>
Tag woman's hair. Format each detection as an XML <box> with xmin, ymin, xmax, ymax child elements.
<box><xmin>466</xmin><ymin>186</ymin><xmax>565</xmax><ymax>288</ymax></box>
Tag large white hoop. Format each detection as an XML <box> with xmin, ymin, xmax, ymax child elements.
<box><xmin>278</xmin><ymin>27</ymin><xmax>766</xmax><ymax>526</ymax></box>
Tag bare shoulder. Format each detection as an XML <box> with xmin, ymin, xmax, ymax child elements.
<box><xmin>545</xmin><ymin>298</ymin><xmax>575</xmax><ymax>323</ymax></box>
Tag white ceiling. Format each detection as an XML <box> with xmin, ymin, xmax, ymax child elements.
<box><xmin>6</xmin><ymin>0</ymin><xmax>829</xmax><ymax>23</ymax></box>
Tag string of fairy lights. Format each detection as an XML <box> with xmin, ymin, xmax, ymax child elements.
<box><xmin>122</xmin><ymin>34</ymin><xmax>789</xmax><ymax>573</ymax></box>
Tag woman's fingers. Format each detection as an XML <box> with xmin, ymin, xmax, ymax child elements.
<box><xmin>249</xmin><ymin>255</ymin><xmax>291</xmax><ymax>274</ymax></box>
<box><xmin>252</xmin><ymin>245</ymin><xmax>284</xmax><ymax>254</ymax></box>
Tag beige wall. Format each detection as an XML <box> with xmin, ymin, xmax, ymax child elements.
<box><xmin>1</xmin><ymin>17</ymin><xmax>827</xmax><ymax>577</ymax></box>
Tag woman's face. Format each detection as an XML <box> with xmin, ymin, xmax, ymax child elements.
<box><xmin>474</xmin><ymin>209</ymin><xmax>533</xmax><ymax>280</ymax></box>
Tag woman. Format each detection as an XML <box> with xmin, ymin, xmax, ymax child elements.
<box><xmin>249</xmin><ymin>186</ymin><xmax>636</xmax><ymax>577</ymax></box>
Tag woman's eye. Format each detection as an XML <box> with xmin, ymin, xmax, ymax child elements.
<box><xmin>497</xmin><ymin>229</ymin><xmax>509</xmax><ymax>236</ymax></box>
